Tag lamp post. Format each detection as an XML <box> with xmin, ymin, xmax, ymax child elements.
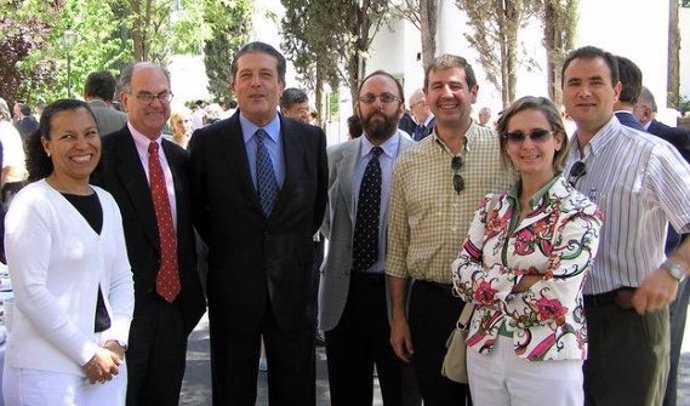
<box><xmin>61</xmin><ymin>30</ymin><xmax>78</xmax><ymax>98</ymax></box>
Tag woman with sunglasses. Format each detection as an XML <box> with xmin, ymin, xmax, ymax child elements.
<box><xmin>3</xmin><ymin>99</ymin><xmax>134</xmax><ymax>405</ymax></box>
<box><xmin>451</xmin><ymin>96</ymin><xmax>603</xmax><ymax>405</ymax></box>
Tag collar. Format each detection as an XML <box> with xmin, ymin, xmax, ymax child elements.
<box><xmin>507</xmin><ymin>175</ymin><xmax>562</xmax><ymax>208</ymax></box>
<box><xmin>570</xmin><ymin>115</ymin><xmax>620</xmax><ymax>161</ymax></box>
<box><xmin>240</xmin><ymin>111</ymin><xmax>281</xmax><ymax>144</ymax></box>
<box><xmin>423</xmin><ymin>114</ymin><xmax>435</xmax><ymax>127</ymax></box>
<box><xmin>431</xmin><ymin>121</ymin><xmax>478</xmax><ymax>156</ymax></box>
<box><xmin>359</xmin><ymin>131</ymin><xmax>401</xmax><ymax>160</ymax></box>
<box><xmin>88</xmin><ymin>99</ymin><xmax>109</xmax><ymax>107</ymax></box>
<box><xmin>128</xmin><ymin>122</ymin><xmax>163</xmax><ymax>148</ymax></box>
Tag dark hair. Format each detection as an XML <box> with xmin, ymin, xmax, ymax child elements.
<box><xmin>496</xmin><ymin>96</ymin><xmax>569</xmax><ymax>173</ymax></box>
<box><xmin>27</xmin><ymin>99</ymin><xmax>98</xmax><ymax>182</ymax></box>
<box><xmin>561</xmin><ymin>46</ymin><xmax>619</xmax><ymax>88</ymax></box>
<box><xmin>347</xmin><ymin>115</ymin><xmax>363</xmax><ymax>139</ymax></box>
<box><xmin>280</xmin><ymin>88</ymin><xmax>308</xmax><ymax>109</ymax></box>
<box><xmin>118</xmin><ymin>62</ymin><xmax>171</xmax><ymax>94</ymax></box>
<box><xmin>358</xmin><ymin>70</ymin><xmax>405</xmax><ymax>103</ymax></box>
<box><xmin>231</xmin><ymin>41</ymin><xmax>287</xmax><ymax>83</ymax></box>
<box><xmin>84</xmin><ymin>71</ymin><xmax>118</xmax><ymax>102</ymax></box>
<box><xmin>424</xmin><ymin>54</ymin><xmax>477</xmax><ymax>91</ymax></box>
<box><xmin>615</xmin><ymin>55</ymin><xmax>642</xmax><ymax>104</ymax></box>
<box><xmin>18</xmin><ymin>103</ymin><xmax>32</xmax><ymax>116</ymax></box>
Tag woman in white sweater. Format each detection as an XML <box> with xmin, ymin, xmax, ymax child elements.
<box><xmin>3</xmin><ymin>99</ymin><xmax>134</xmax><ymax>405</ymax></box>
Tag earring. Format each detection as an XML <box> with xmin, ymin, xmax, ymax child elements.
<box><xmin>46</xmin><ymin>151</ymin><xmax>51</xmax><ymax>157</ymax></box>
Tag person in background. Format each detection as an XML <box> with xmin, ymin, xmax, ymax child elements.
<box><xmin>0</xmin><ymin>97</ymin><xmax>29</xmax><ymax>206</ymax></box>
<box><xmin>280</xmin><ymin>88</ymin><xmax>311</xmax><ymax>124</ymax></box>
<box><xmin>84</xmin><ymin>70</ymin><xmax>128</xmax><ymax>136</ymax></box>
<box><xmin>408</xmin><ymin>89</ymin><xmax>435</xmax><ymax>142</ymax></box>
<box><xmin>170</xmin><ymin>107</ymin><xmax>193</xmax><ymax>149</ymax></box>
<box><xmin>3</xmin><ymin>99</ymin><xmax>134</xmax><ymax>405</ymax></box>
<box><xmin>12</xmin><ymin>102</ymin><xmax>39</xmax><ymax>140</ymax></box>
<box><xmin>478</xmin><ymin>107</ymin><xmax>491</xmax><ymax>127</ymax></box>
<box><xmin>452</xmin><ymin>96</ymin><xmax>603</xmax><ymax>405</ymax></box>
<box><xmin>348</xmin><ymin>115</ymin><xmax>363</xmax><ymax>140</ymax></box>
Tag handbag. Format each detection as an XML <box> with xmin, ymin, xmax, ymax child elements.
<box><xmin>441</xmin><ymin>301</ymin><xmax>474</xmax><ymax>384</ymax></box>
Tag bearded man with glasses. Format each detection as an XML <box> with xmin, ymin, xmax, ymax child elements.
<box><xmin>386</xmin><ymin>54</ymin><xmax>513</xmax><ymax>406</ymax></box>
<box><xmin>93</xmin><ymin>62</ymin><xmax>206</xmax><ymax>406</ymax></box>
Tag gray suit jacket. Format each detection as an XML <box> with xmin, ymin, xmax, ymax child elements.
<box><xmin>88</xmin><ymin>100</ymin><xmax>127</xmax><ymax>136</ymax></box>
<box><xmin>318</xmin><ymin>133</ymin><xmax>416</xmax><ymax>331</ymax></box>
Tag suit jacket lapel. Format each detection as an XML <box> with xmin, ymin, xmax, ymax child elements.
<box><xmin>336</xmin><ymin>138</ymin><xmax>360</xmax><ymax>224</ymax></box>
<box><xmin>274</xmin><ymin>118</ymin><xmax>300</xmax><ymax>219</ymax></box>
<box><xmin>112</xmin><ymin>128</ymin><xmax>160</xmax><ymax>252</ymax></box>
<box><xmin>221</xmin><ymin>115</ymin><xmax>261</xmax><ymax>211</ymax></box>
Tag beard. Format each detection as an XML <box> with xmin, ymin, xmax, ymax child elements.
<box><xmin>360</xmin><ymin>109</ymin><xmax>398</xmax><ymax>141</ymax></box>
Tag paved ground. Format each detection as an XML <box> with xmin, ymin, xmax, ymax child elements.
<box><xmin>181</xmin><ymin>312</ymin><xmax>690</xmax><ymax>406</ymax></box>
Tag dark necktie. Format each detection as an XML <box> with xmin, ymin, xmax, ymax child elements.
<box><xmin>255</xmin><ymin>129</ymin><xmax>280</xmax><ymax>217</ymax></box>
<box><xmin>148</xmin><ymin>142</ymin><xmax>181</xmax><ymax>303</ymax></box>
<box><xmin>414</xmin><ymin>124</ymin><xmax>426</xmax><ymax>141</ymax></box>
<box><xmin>352</xmin><ymin>146</ymin><xmax>383</xmax><ymax>272</ymax></box>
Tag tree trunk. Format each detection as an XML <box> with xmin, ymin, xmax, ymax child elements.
<box><xmin>420</xmin><ymin>0</ymin><xmax>437</xmax><ymax>69</ymax></box>
<box><xmin>668</xmin><ymin>0</ymin><xmax>680</xmax><ymax>108</ymax></box>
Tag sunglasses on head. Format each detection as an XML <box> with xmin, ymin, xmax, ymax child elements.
<box><xmin>567</xmin><ymin>161</ymin><xmax>586</xmax><ymax>187</ymax></box>
<box><xmin>503</xmin><ymin>129</ymin><xmax>552</xmax><ymax>144</ymax></box>
<box><xmin>451</xmin><ymin>156</ymin><xmax>464</xmax><ymax>193</ymax></box>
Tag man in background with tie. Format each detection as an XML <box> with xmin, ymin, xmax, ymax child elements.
<box><xmin>408</xmin><ymin>88</ymin><xmax>435</xmax><ymax>141</ymax></box>
<box><xmin>94</xmin><ymin>62</ymin><xmax>206</xmax><ymax>405</ymax></box>
<box><xmin>188</xmin><ymin>41</ymin><xmax>328</xmax><ymax>406</ymax></box>
<box><xmin>319</xmin><ymin>70</ymin><xmax>420</xmax><ymax>406</ymax></box>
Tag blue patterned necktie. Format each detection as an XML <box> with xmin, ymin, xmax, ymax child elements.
<box><xmin>255</xmin><ymin>129</ymin><xmax>280</xmax><ymax>217</ymax></box>
<box><xmin>352</xmin><ymin>146</ymin><xmax>383</xmax><ymax>272</ymax></box>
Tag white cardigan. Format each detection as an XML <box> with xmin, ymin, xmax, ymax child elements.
<box><xmin>4</xmin><ymin>180</ymin><xmax>134</xmax><ymax>375</ymax></box>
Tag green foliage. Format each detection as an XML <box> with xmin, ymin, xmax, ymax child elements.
<box><xmin>171</xmin><ymin>1</ymin><xmax>209</xmax><ymax>55</ymax></box>
<box><xmin>682</xmin><ymin>0</ymin><xmax>690</xmax><ymax>7</ymax></box>
<box><xmin>202</xmin><ymin>0</ymin><xmax>253</xmax><ymax>103</ymax></box>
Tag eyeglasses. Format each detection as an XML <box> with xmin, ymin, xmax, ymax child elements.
<box><xmin>133</xmin><ymin>91</ymin><xmax>174</xmax><ymax>104</ymax></box>
<box><xmin>358</xmin><ymin>93</ymin><xmax>402</xmax><ymax>104</ymax></box>
<box><xmin>451</xmin><ymin>156</ymin><xmax>464</xmax><ymax>193</ymax></box>
<box><xmin>567</xmin><ymin>161</ymin><xmax>586</xmax><ymax>186</ymax></box>
<box><xmin>503</xmin><ymin>129</ymin><xmax>552</xmax><ymax>144</ymax></box>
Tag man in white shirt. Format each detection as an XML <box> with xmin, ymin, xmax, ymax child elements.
<box><xmin>562</xmin><ymin>45</ymin><xmax>690</xmax><ymax>406</ymax></box>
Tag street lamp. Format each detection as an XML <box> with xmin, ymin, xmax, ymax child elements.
<box><xmin>61</xmin><ymin>30</ymin><xmax>78</xmax><ymax>98</ymax></box>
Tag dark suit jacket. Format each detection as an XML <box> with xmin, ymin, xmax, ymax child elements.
<box><xmin>188</xmin><ymin>112</ymin><xmax>328</xmax><ymax>332</ymax></box>
<box><xmin>414</xmin><ymin>117</ymin><xmax>436</xmax><ymax>141</ymax></box>
<box><xmin>648</xmin><ymin>119</ymin><xmax>690</xmax><ymax>164</ymax></box>
<box><xmin>615</xmin><ymin>111</ymin><xmax>646</xmax><ymax>132</ymax></box>
<box><xmin>93</xmin><ymin>126</ymin><xmax>205</xmax><ymax>335</ymax></box>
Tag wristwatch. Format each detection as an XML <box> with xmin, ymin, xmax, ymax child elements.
<box><xmin>662</xmin><ymin>260</ymin><xmax>686</xmax><ymax>283</ymax></box>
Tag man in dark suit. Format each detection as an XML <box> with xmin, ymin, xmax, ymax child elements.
<box><xmin>188</xmin><ymin>42</ymin><xmax>328</xmax><ymax>406</ymax></box>
<box><xmin>613</xmin><ymin>55</ymin><xmax>646</xmax><ymax>132</ymax></box>
<box><xmin>408</xmin><ymin>88</ymin><xmax>435</xmax><ymax>141</ymax></box>
<box><xmin>93</xmin><ymin>62</ymin><xmax>206</xmax><ymax>406</ymax></box>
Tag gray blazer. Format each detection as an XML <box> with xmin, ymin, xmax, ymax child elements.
<box><xmin>88</xmin><ymin>100</ymin><xmax>127</xmax><ymax>136</ymax></box>
<box><xmin>318</xmin><ymin>133</ymin><xmax>416</xmax><ymax>331</ymax></box>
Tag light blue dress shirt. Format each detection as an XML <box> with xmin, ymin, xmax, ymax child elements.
<box><xmin>240</xmin><ymin>112</ymin><xmax>286</xmax><ymax>189</ymax></box>
<box><xmin>352</xmin><ymin>131</ymin><xmax>401</xmax><ymax>274</ymax></box>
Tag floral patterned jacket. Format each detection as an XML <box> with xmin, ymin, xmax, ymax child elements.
<box><xmin>451</xmin><ymin>176</ymin><xmax>603</xmax><ymax>361</ymax></box>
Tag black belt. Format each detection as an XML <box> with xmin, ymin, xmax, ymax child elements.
<box><xmin>583</xmin><ymin>287</ymin><xmax>635</xmax><ymax>307</ymax></box>
<box><xmin>583</xmin><ymin>291</ymin><xmax>617</xmax><ymax>307</ymax></box>
<box><xmin>414</xmin><ymin>279</ymin><xmax>453</xmax><ymax>291</ymax></box>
